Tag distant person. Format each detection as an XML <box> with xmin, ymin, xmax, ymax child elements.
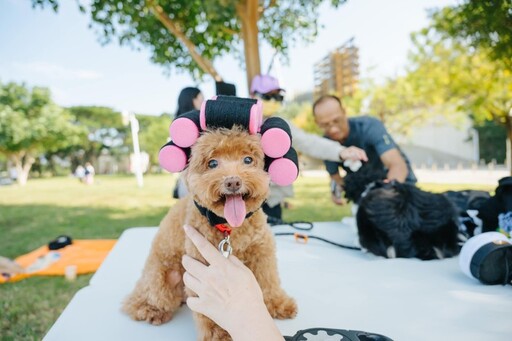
<box><xmin>74</xmin><ymin>165</ymin><xmax>85</xmax><ymax>183</ymax></box>
<box><xmin>173</xmin><ymin>87</ymin><xmax>204</xmax><ymax>198</ymax></box>
<box><xmin>312</xmin><ymin>95</ymin><xmax>416</xmax><ymax>205</ymax></box>
<box><xmin>176</xmin><ymin>87</ymin><xmax>204</xmax><ymax>118</ymax></box>
<box><xmin>84</xmin><ymin>162</ymin><xmax>95</xmax><ymax>185</ymax></box>
<box><xmin>250</xmin><ymin>75</ymin><xmax>367</xmax><ymax>220</ymax></box>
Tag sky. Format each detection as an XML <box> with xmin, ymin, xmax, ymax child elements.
<box><xmin>0</xmin><ymin>0</ymin><xmax>459</xmax><ymax>116</ymax></box>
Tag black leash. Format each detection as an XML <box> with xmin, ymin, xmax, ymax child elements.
<box><xmin>266</xmin><ymin>215</ymin><xmax>314</xmax><ymax>230</ymax></box>
<box><xmin>268</xmin><ymin>216</ymin><xmax>361</xmax><ymax>251</ymax></box>
<box><xmin>274</xmin><ymin>232</ymin><xmax>362</xmax><ymax>250</ymax></box>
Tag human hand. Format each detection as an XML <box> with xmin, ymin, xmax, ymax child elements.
<box><xmin>331</xmin><ymin>193</ymin><xmax>347</xmax><ymax>206</ymax></box>
<box><xmin>339</xmin><ymin>146</ymin><xmax>368</xmax><ymax>162</ymax></box>
<box><xmin>181</xmin><ymin>225</ymin><xmax>283</xmax><ymax>340</ymax></box>
<box><xmin>330</xmin><ymin>180</ymin><xmax>346</xmax><ymax>206</ymax></box>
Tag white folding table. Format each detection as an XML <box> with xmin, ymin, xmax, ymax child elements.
<box><xmin>44</xmin><ymin>220</ymin><xmax>512</xmax><ymax>340</ymax></box>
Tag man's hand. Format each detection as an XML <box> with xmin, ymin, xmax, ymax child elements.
<box><xmin>331</xmin><ymin>193</ymin><xmax>347</xmax><ymax>206</ymax></box>
<box><xmin>330</xmin><ymin>179</ymin><xmax>346</xmax><ymax>206</ymax></box>
<box><xmin>339</xmin><ymin>146</ymin><xmax>368</xmax><ymax>162</ymax></box>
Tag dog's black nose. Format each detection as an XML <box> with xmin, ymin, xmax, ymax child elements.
<box><xmin>224</xmin><ymin>176</ymin><xmax>242</xmax><ymax>193</ymax></box>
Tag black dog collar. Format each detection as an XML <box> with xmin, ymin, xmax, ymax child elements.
<box><xmin>194</xmin><ymin>201</ymin><xmax>256</xmax><ymax>228</ymax></box>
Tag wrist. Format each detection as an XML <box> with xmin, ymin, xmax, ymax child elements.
<box><xmin>228</xmin><ymin>302</ymin><xmax>283</xmax><ymax>341</ymax></box>
<box><xmin>338</xmin><ymin>148</ymin><xmax>346</xmax><ymax>161</ymax></box>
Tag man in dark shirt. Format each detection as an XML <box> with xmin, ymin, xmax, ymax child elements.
<box><xmin>313</xmin><ymin>95</ymin><xmax>417</xmax><ymax>205</ymax></box>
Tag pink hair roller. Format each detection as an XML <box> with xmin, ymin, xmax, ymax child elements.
<box><xmin>158</xmin><ymin>141</ymin><xmax>190</xmax><ymax>173</ymax></box>
<box><xmin>169</xmin><ymin>110</ymin><xmax>201</xmax><ymax>148</ymax></box>
<box><xmin>266</xmin><ymin>147</ymin><xmax>299</xmax><ymax>186</ymax></box>
<box><xmin>260</xmin><ymin>117</ymin><xmax>292</xmax><ymax>158</ymax></box>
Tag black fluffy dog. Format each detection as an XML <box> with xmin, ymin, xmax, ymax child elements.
<box><xmin>344</xmin><ymin>162</ymin><xmax>461</xmax><ymax>260</ymax></box>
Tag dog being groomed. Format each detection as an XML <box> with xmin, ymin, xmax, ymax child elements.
<box><xmin>344</xmin><ymin>160</ymin><xmax>462</xmax><ymax>260</ymax></box>
<box><xmin>123</xmin><ymin>97</ymin><xmax>297</xmax><ymax>341</ymax></box>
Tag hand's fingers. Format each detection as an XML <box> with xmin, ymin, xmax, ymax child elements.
<box><xmin>183</xmin><ymin>225</ymin><xmax>224</xmax><ymax>266</ymax></box>
<box><xmin>359</xmin><ymin>150</ymin><xmax>368</xmax><ymax>162</ymax></box>
<box><xmin>182</xmin><ymin>254</ymin><xmax>208</xmax><ymax>279</ymax></box>
<box><xmin>186</xmin><ymin>296</ymin><xmax>205</xmax><ymax>315</ymax></box>
<box><xmin>183</xmin><ymin>271</ymin><xmax>204</xmax><ymax>296</ymax></box>
<box><xmin>351</xmin><ymin>148</ymin><xmax>367</xmax><ymax>162</ymax></box>
<box><xmin>332</xmin><ymin>196</ymin><xmax>343</xmax><ymax>206</ymax></box>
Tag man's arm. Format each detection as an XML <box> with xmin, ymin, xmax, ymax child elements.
<box><xmin>380</xmin><ymin>148</ymin><xmax>408</xmax><ymax>183</ymax></box>
<box><xmin>287</xmin><ymin>120</ymin><xmax>367</xmax><ymax>162</ymax></box>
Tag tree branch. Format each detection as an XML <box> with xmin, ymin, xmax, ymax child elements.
<box><xmin>146</xmin><ymin>0</ymin><xmax>222</xmax><ymax>81</ymax></box>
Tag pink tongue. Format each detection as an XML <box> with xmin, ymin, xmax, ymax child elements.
<box><xmin>224</xmin><ymin>195</ymin><xmax>246</xmax><ymax>227</ymax></box>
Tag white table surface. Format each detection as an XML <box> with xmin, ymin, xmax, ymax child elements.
<box><xmin>44</xmin><ymin>220</ymin><xmax>512</xmax><ymax>341</ymax></box>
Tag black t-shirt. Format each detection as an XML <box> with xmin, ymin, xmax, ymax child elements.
<box><xmin>324</xmin><ymin>116</ymin><xmax>417</xmax><ymax>184</ymax></box>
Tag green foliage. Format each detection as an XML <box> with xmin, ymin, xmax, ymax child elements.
<box><xmin>290</xmin><ymin>102</ymin><xmax>322</xmax><ymax>135</ymax></box>
<box><xmin>408</xmin><ymin>28</ymin><xmax>512</xmax><ymax>126</ymax></box>
<box><xmin>137</xmin><ymin>113</ymin><xmax>172</xmax><ymax>166</ymax></box>
<box><xmin>475</xmin><ymin>120</ymin><xmax>507</xmax><ymax>163</ymax></box>
<box><xmin>363</xmin><ymin>21</ymin><xmax>510</xmax><ymax>143</ymax></box>
<box><xmin>0</xmin><ymin>83</ymin><xmax>83</xmax><ymax>155</ymax></box>
<box><xmin>0</xmin><ymin>82</ymin><xmax>85</xmax><ymax>184</ymax></box>
<box><xmin>32</xmin><ymin>0</ymin><xmax>346</xmax><ymax>78</ymax></box>
<box><xmin>67</xmin><ymin>106</ymin><xmax>129</xmax><ymax>167</ymax></box>
<box><xmin>430</xmin><ymin>0</ymin><xmax>512</xmax><ymax>70</ymax></box>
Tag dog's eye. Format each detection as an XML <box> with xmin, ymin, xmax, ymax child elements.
<box><xmin>208</xmin><ymin>160</ymin><xmax>218</xmax><ymax>169</ymax></box>
<box><xmin>243</xmin><ymin>156</ymin><xmax>253</xmax><ymax>165</ymax></box>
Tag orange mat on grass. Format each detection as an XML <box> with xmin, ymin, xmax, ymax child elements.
<box><xmin>0</xmin><ymin>240</ymin><xmax>116</xmax><ymax>283</ymax></box>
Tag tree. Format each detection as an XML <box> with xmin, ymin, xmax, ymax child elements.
<box><xmin>32</xmin><ymin>0</ymin><xmax>346</xmax><ymax>91</ymax></box>
<box><xmin>405</xmin><ymin>30</ymin><xmax>511</xmax><ymax>169</ymax></box>
<box><xmin>424</xmin><ymin>0</ymin><xmax>512</xmax><ymax>169</ymax></box>
<box><xmin>137</xmin><ymin>113</ymin><xmax>172</xmax><ymax>167</ymax></box>
<box><xmin>67</xmin><ymin>106</ymin><xmax>130</xmax><ymax>172</ymax></box>
<box><xmin>430</xmin><ymin>0</ymin><xmax>512</xmax><ymax>70</ymax></box>
<box><xmin>0</xmin><ymin>82</ymin><xmax>85</xmax><ymax>185</ymax></box>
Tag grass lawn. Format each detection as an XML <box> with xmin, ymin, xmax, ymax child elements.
<box><xmin>0</xmin><ymin>174</ymin><xmax>493</xmax><ymax>340</ymax></box>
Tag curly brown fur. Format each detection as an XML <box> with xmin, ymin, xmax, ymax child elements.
<box><xmin>122</xmin><ymin>127</ymin><xmax>297</xmax><ymax>340</ymax></box>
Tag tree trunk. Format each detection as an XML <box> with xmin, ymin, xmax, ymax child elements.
<box><xmin>506</xmin><ymin>116</ymin><xmax>512</xmax><ymax>175</ymax></box>
<box><xmin>237</xmin><ymin>0</ymin><xmax>261</xmax><ymax>94</ymax></box>
<box><xmin>147</xmin><ymin>1</ymin><xmax>222</xmax><ymax>82</ymax></box>
<box><xmin>10</xmin><ymin>152</ymin><xmax>35</xmax><ymax>186</ymax></box>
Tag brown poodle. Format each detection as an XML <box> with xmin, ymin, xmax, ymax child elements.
<box><xmin>123</xmin><ymin>127</ymin><xmax>297</xmax><ymax>340</ymax></box>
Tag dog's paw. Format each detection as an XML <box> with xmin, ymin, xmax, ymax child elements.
<box><xmin>266</xmin><ymin>294</ymin><xmax>298</xmax><ymax>319</ymax></box>
<box><xmin>123</xmin><ymin>299</ymin><xmax>173</xmax><ymax>325</ymax></box>
<box><xmin>201</xmin><ymin>326</ymin><xmax>231</xmax><ymax>341</ymax></box>
<box><xmin>196</xmin><ymin>314</ymin><xmax>232</xmax><ymax>341</ymax></box>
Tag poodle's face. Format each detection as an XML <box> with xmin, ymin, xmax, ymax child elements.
<box><xmin>185</xmin><ymin>127</ymin><xmax>270</xmax><ymax>227</ymax></box>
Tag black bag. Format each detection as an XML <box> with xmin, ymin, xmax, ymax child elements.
<box><xmin>442</xmin><ymin>190</ymin><xmax>490</xmax><ymax>213</ymax></box>
<box><xmin>478</xmin><ymin>176</ymin><xmax>512</xmax><ymax>233</ymax></box>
